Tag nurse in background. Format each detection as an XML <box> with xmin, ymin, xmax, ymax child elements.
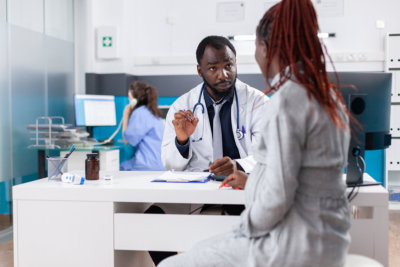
<box><xmin>120</xmin><ymin>81</ymin><xmax>165</xmax><ymax>171</ymax></box>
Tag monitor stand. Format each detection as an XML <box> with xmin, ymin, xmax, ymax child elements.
<box><xmin>347</xmin><ymin>180</ymin><xmax>381</xmax><ymax>187</ymax></box>
<box><xmin>87</xmin><ymin>126</ymin><xmax>94</xmax><ymax>138</ymax></box>
<box><xmin>346</xmin><ymin>172</ymin><xmax>381</xmax><ymax>187</ymax></box>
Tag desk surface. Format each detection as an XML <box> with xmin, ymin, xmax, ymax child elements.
<box><xmin>13</xmin><ymin>171</ymin><xmax>245</xmax><ymax>205</ymax></box>
<box><xmin>13</xmin><ymin>172</ymin><xmax>387</xmax><ymax>205</ymax></box>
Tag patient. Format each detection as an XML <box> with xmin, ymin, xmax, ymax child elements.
<box><xmin>159</xmin><ymin>0</ymin><xmax>351</xmax><ymax>266</ymax></box>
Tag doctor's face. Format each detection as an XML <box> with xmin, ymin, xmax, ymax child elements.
<box><xmin>197</xmin><ymin>45</ymin><xmax>237</xmax><ymax>100</ymax></box>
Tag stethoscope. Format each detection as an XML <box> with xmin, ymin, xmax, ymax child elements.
<box><xmin>192</xmin><ymin>83</ymin><xmax>245</xmax><ymax>142</ymax></box>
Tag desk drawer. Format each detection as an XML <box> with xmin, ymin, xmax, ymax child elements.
<box><xmin>114</xmin><ymin>213</ymin><xmax>240</xmax><ymax>251</ymax></box>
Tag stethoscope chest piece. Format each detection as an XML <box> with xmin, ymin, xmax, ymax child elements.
<box><xmin>236</xmin><ymin>128</ymin><xmax>244</xmax><ymax>140</ymax></box>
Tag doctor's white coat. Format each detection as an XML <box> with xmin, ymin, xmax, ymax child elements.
<box><xmin>161</xmin><ymin>79</ymin><xmax>268</xmax><ymax>173</ymax></box>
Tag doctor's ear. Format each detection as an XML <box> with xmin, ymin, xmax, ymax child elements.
<box><xmin>197</xmin><ymin>65</ymin><xmax>203</xmax><ymax>78</ymax></box>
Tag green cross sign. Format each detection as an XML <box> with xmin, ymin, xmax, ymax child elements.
<box><xmin>102</xmin><ymin>36</ymin><xmax>112</xmax><ymax>47</ymax></box>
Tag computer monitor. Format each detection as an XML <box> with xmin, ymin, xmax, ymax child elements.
<box><xmin>74</xmin><ymin>94</ymin><xmax>117</xmax><ymax>126</ymax></box>
<box><xmin>158</xmin><ymin>105</ymin><xmax>170</xmax><ymax>119</ymax></box>
<box><xmin>328</xmin><ymin>72</ymin><xmax>392</xmax><ymax>186</ymax></box>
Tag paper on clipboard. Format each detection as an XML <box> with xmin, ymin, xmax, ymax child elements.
<box><xmin>153</xmin><ymin>171</ymin><xmax>211</xmax><ymax>182</ymax></box>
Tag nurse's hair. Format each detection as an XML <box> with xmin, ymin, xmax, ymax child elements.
<box><xmin>128</xmin><ymin>81</ymin><xmax>163</xmax><ymax>118</ymax></box>
<box><xmin>256</xmin><ymin>0</ymin><xmax>348</xmax><ymax>128</ymax></box>
<box><xmin>196</xmin><ymin>36</ymin><xmax>236</xmax><ymax>65</ymax></box>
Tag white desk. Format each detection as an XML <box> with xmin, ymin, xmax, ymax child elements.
<box><xmin>12</xmin><ymin>172</ymin><xmax>388</xmax><ymax>267</ymax></box>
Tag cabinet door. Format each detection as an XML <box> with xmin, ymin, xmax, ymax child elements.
<box><xmin>14</xmin><ymin>200</ymin><xmax>114</xmax><ymax>267</ymax></box>
<box><xmin>390</xmin><ymin>105</ymin><xmax>400</xmax><ymax>138</ymax></box>
<box><xmin>387</xmin><ymin>139</ymin><xmax>400</xmax><ymax>171</ymax></box>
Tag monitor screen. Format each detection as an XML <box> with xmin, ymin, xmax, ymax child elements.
<box><xmin>158</xmin><ymin>105</ymin><xmax>170</xmax><ymax>119</ymax></box>
<box><xmin>74</xmin><ymin>94</ymin><xmax>117</xmax><ymax>126</ymax></box>
<box><xmin>328</xmin><ymin>72</ymin><xmax>392</xmax><ymax>185</ymax></box>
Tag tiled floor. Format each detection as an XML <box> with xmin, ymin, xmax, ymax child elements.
<box><xmin>1</xmin><ymin>211</ymin><xmax>399</xmax><ymax>267</ymax></box>
<box><xmin>0</xmin><ymin>240</ymin><xmax>12</xmax><ymax>267</ymax></box>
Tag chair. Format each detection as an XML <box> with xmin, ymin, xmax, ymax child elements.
<box><xmin>345</xmin><ymin>254</ymin><xmax>383</xmax><ymax>267</ymax></box>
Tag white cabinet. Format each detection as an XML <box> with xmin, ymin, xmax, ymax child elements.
<box><xmin>13</xmin><ymin>200</ymin><xmax>114</xmax><ymax>267</ymax></box>
<box><xmin>60</xmin><ymin>149</ymin><xmax>119</xmax><ymax>172</ymax></box>
<box><xmin>386</xmin><ymin>34</ymin><xmax>400</xmax><ymax>203</ymax></box>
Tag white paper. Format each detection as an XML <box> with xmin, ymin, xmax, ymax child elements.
<box><xmin>156</xmin><ymin>171</ymin><xmax>211</xmax><ymax>182</ymax></box>
<box><xmin>312</xmin><ymin>0</ymin><xmax>344</xmax><ymax>17</ymax></box>
<box><xmin>217</xmin><ymin>2</ymin><xmax>245</xmax><ymax>22</ymax></box>
<box><xmin>84</xmin><ymin>99</ymin><xmax>116</xmax><ymax>126</ymax></box>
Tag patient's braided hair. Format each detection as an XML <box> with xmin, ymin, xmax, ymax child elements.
<box><xmin>256</xmin><ymin>0</ymin><xmax>349</xmax><ymax>128</ymax></box>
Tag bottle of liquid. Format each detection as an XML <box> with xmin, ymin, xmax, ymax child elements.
<box><xmin>85</xmin><ymin>153</ymin><xmax>99</xmax><ymax>180</ymax></box>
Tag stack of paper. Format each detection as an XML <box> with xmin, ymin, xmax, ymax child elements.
<box><xmin>153</xmin><ymin>171</ymin><xmax>211</xmax><ymax>183</ymax></box>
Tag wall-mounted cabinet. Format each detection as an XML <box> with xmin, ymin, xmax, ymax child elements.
<box><xmin>386</xmin><ymin>34</ymin><xmax>400</xmax><ymax>209</ymax></box>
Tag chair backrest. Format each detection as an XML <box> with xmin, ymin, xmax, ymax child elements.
<box><xmin>345</xmin><ymin>254</ymin><xmax>383</xmax><ymax>267</ymax></box>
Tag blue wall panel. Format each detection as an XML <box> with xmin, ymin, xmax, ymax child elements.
<box><xmin>159</xmin><ymin>96</ymin><xmax>178</xmax><ymax>106</ymax></box>
<box><xmin>365</xmin><ymin>149</ymin><xmax>385</xmax><ymax>186</ymax></box>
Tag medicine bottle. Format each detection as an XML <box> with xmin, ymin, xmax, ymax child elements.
<box><xmin>85</xmin><ymin>153</ymin><xmax>99</xmax><ymax>180</ymax></box>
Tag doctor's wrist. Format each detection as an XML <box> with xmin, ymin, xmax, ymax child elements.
<box><xmin>236</xmin><ymin>161</ymin><xmax>244</xmax><ymax>172</ymax></box>
<box><xmin>176</xmin><ymin>137</ymin><xmax>189</xmax><ymax>145</ymax></box>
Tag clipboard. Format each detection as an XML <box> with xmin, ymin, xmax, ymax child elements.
<box><xmin>151</xmin><ymin>178</ymin><xmax>211</xmax><ymax>183</ymax></box>
<box><xmin>151</xmin><ymin>171</ymin><xmax>211</xmax><ymax>183</ymax></box>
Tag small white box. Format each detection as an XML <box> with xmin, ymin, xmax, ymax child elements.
<box><xmin>96</xmin><ymin>26</ymin><xmax>119</xmax><ymax>59</ymax></box>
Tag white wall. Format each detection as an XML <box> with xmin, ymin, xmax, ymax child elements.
<box><xmin>75</xmin><ymin>0</ymin><xmax>400</xmax><ymax>91</ymax></box>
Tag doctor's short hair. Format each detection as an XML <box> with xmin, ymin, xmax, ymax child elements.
<box><xmin>196</xmin><ymin>35</ymin><xmax>236</xmax><ymax>65</ymax></box>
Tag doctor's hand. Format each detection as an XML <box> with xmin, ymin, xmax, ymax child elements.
<box><xmin>209</xmin><ymin>156</ymin><xmax>237</xmax><ymax>175</ymax></box>
<box><xmin>172</xmin><ymin>110</ymin><xmax>199</xmax><ymax>145</ymax></box>
<box><xmin>220</xmin><ymin>170</ymin><xmax>248</xmax><ymax>190</ymax></box>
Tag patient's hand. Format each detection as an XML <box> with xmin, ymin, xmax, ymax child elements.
<box><xmin>220</xmin><ymin>171</ymin><xmax>248</xmax><ymax>190</ymax></box>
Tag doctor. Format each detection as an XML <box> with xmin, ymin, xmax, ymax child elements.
<box><xmin>162</xmin><ymin>36</ymin><xmax>268</xmax><ymax>175</ymax></box>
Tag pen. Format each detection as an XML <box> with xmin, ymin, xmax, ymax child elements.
<box><xmin>54</xmin><ymin>145</ymin><xmax>75</xmax><ymax>176</ymax></box>
<box><xmin>183</xmin><ymin>109</ymin><xmax>194</xmax><ymax>122</ymax></box>
<box><xmin>203</xmin><ymin>161</ymin><xmax>212</xmax><ymax>172</ymax></box>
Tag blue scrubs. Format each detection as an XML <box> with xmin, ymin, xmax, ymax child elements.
<box><xmin>120</xmin><ymin>106</ymin><xmax>165</xmax><ymax>171</ymax></box>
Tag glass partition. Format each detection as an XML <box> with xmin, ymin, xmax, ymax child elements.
<box><xmin>0</xmin><ymin>0</ymin><xmax>75</xmax><ymax>231</ymax></box>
